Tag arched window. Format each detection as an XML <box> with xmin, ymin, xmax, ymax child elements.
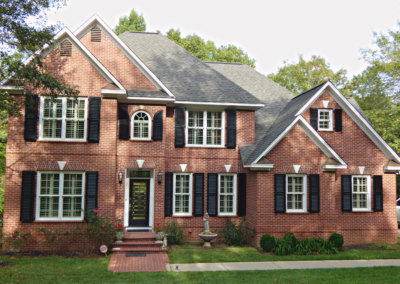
<box><xmin>131</xmin><ymin>111</ymin><xmax>151</xmax><ymax>139</ymax></box>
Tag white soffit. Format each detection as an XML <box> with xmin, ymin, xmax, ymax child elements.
<box><xmin>224</xmin><ymin>165</ymin><xmax>231</xmax><ymax>173</ymax></box>
<box><xmin>136</xmin><ymin>160</ymin><xmax>145</xmax><ymax>168</ymax></box>
<box><xmin>57</xmin><ymin>161</ymin><xmax>67</xmax><ymax>171</ymax></box>
<box><xmin>180</xmin><ymin>164</ymin><xmax>187</xmax><ymax>172</ymax></box>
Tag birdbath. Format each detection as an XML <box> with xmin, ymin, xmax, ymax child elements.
<box><xmin>198</xmin><ymin>212</ymin><xmax>218</xmax><ymax>247</ymax></box>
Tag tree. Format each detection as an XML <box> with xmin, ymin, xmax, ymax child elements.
<box><xmin>115</xmin><ymin>9</ymin><xmax>146</xmax><ymax>35</ymax></box>
<box><xmin>267</xmin><ymin>55</ymin><xmax>350</xmax><ymax>95</ymax></box>
<box><xmin>0</xmin><ymin>0</ymin><xmax>78</xmax><ymax>116</ymax></box>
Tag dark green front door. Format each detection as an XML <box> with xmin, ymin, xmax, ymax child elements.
<box><xmin>129</xmin><ymin>179</ymin><xmax>150</xmax><ymax>227</ymax></box>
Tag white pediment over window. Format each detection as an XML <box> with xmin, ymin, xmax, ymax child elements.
<box><xmin>224</xmin><ymin>165</ymin><xmax>231</xmax><ymax>173</ymax></box>
<box><xmin>293</xmin><ymin>165</ymin><xmax>301</xmax><ymax>173</ymax></box>
<box><xmin>180</xmin><ymin>164</ymin><xmax>187</xmax><ymax>172</ymax></box>
<box><xmin>136</xmin><ymin>160</ymin><xmax>145</xmax><ymax>168</ymax></box>
<box><xmin>322</xmin><ymin>100</ymin><xmax>329</xmax><ymax>108</ymax></box>
<box><xmin>358</xmin><ymin>166</ymin><xmax>365</xmax><ymax>174</ymax></box>
<box><xmin>57</xmin><ymin>161</ymin><xmax>66</xmax><ymax>171</ymax></box>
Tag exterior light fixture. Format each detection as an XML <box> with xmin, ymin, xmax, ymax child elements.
<box><xmin>157</xmin><ymin>171</ymin><xmax>163</xmax><ymax>184</ymax></box>
<box><xmin>118</xmin><ymin>170</ymin><xmax>123</xmax><ymax>184</ymax></box>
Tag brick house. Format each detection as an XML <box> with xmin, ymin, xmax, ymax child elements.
<box><xmin>2</xmin><ymin>15</ymin><xmax>400</xmax><ymax>249</ymax></box>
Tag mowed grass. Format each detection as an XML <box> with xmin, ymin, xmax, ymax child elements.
<box><xmin>168</xmin><ymin>247</ymin><xmax>400</xmax><ymax>263</ymax></box>
<box><xmin>1</xmin><ymin>256</ymin><xmax>400</xmax><ymax>283</ymax></box>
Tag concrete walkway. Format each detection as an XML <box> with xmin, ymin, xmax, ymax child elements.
<box><xmin>168</xmin><ymin>259</ymin><xmax>400</xmax><ymax>272</ymax></box>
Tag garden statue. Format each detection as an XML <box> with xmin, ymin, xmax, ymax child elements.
<box><xmin>162</xmin><ymin>234</ymin><xmax>168</xmax><ymax>249</ymax></box>
<box><xmin>198</xmin><ymin>212</ymin><xmax>218</xmax><ymax>247</ymax></box>
<box><xmin>203</xmin><ymin>212</ymin><xmax>210</xmax><ymax>234</ymax></box>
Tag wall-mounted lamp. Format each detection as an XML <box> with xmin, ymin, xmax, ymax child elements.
<box><xmin>157</xmin><ymin>171</ymin><xmax>163</xmax><ymax>184</ymax></box>
<box><xmin>118</xmin><ymin>170</ymin><xmax>123</xmax><ymax>184</ymax></box>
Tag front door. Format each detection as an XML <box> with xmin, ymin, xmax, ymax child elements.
<box><xmin>129</xmin><ymin>179</ymin><xmax>150</xmax><ymax>227</ymax></box>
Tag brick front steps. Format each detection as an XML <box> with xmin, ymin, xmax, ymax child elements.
<box><xmin>108</xmin><ymin>230</ymin><xmax>170</xmax><ymax>272</ymax></box>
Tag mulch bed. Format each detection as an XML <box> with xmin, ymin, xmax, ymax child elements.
<box><xmin>1</xmin><ymin>251</ymin><xmax>106</xmax><ymax>259</ymax></box>
<box><xmin>0</xmin><ymin>262</ymin><xmax>15</xmax><ymax>268</ymax></box>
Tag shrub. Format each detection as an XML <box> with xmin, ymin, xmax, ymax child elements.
<box><xmin>284</xmin><ymin>232</ymin><xmax>297</xmax><ymax>249</ymax></box>
<box><xmin>329</xmin><ymin>233</ymin><xmax>344</xmax><ymax>250</ymax></box>
<box><xmin>165</xmin><ymin>219</ymin><xmax>184</xmax><ymax>244</ymax></box>
<box><xmin>295</xmin><ymin>237</ymin><xmax>338</xmax><ymax>255</ymax></box>
<box><xmin>260</xmin><ymin>234</ymin><xmax>276</xmax><ymax>252</ymax></box>
<box><xmin>85</xmin><ymin>209</ymin><xmax>115</xmax><ymax>247</ymax></box>
<box><xmin>275</xmin><ymin>237</ymin><xmax>294</xmax><ymax>256</ymax></box>
<box><xmin>2</xmin><ymin>229</ymin><xmax>32</xmax><ymax>253</ymax></box>
<box><xmin>218</xmin><ymin>218</ymin><xmax>255</xmax><ymax>247</ymax></box>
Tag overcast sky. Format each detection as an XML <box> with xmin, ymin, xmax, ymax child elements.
<box><xmin>47</xmin><ymin>0</ymin><xmax>400</xmax><ymax>79</ymax></box>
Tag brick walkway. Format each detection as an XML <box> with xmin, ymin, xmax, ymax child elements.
<box><xmin>108</xmin><ymin>252</ymin><xmax>170</xmax><ymax>272</ymax></box>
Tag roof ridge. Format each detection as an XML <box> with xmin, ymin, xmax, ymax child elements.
<box><xmin>125</xmin><ymin>31</ymin><xmax>160</xmax><ymax>35</ymax></box>
<box><xmin>204</xmin><ymin>61</ymin><xmax>244</xmax><ymax>65</ymax></box>
<box><xmin>291</xmin><ymin>81</ymin><xmax>329</xmax><ymax>100</ymax></box>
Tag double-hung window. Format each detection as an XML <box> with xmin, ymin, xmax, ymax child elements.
<box><xmin>218</xmin><ymin>174</ymin><xmax>236</xmax><ymax>215</ymax></box>
<box><xmin>39</xmin><ymin>97</ymin><xmax>88</xmax><ymax>141</ymax></box>
<box><xmin>36</xmin><ymin>172</ymin><xmax>85</xmax><ymax>220</ymax></box>
<box><xmin>173</xmin><ymin>173</ymin><xmax>192</xmax><ymax>216</ymax></box>
<box><xmin>352</xmin><ymin>175</ymin><xmax>371</xmax><ymax>211</ymax></box>
<box><xmin>187</xmin><ymin>110</ymin><xmax>224</xmax><ymax>146</ymax></box>
<box><xmin>286</xmin><ymin>175</ymin><xmax>307</xmax><ymax>212</ymax></box>
<box><xmin>131</xmin><ymin>111</ymin><xmax>151</xmax><ymax>139</ymax></box>
<box><xmin>318</xmin><ymin>109</ymin><xmax>333</xmax><ymax>131</ymax></box>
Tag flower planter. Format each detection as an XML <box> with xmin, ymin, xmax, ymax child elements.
<box><xmin>155</xmin><ymin>231</ymin><xmax>164</xmax><ymax>242</ymax></box>
<box><xmin>115</xmin><ymin>231</ymin><xmax>125</xmax><ymax>243</ymax></box>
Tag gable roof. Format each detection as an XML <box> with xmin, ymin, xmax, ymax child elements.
<box><xmin>118</xmin><ymin>32</ymin><xmax>264</xmax><ymax>106</ymax></box>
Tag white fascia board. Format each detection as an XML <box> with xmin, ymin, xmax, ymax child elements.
<box><xmin>244</xmin><ymin>164</ymin><xmax>274</xmax><ymax>168</ymax></box>
<box><xmin>323</xmin><ymin>165</ymin><xmax>347</xmax><ymax>169</ymax></box>
<box><xmin>127</xmin><ymin>97</ymin><xmax>174</xmax><ymax>101</ymax></box>
<box><xmin>295</xmin><ymin>81</ymin><xmax>400</xmax><ymax>163</ymax></box>
<box><xmin>101</xmin><ymin>89</ymin><xmax>126</xmax><ymax>95</ymax></box>
<box><xmin>384</xmin><ymin>166</ymin><xmax>400</xmax><ymax>171</ymax></box>
<box><xmin>73</xmin><ymin>15</ymin><xmax>175</xmax><ymax>99</ymax></box>
<box><xmin>174</xmin><ymin>101</ymin><xmax>264</xmax><ymax>109</ymax></box>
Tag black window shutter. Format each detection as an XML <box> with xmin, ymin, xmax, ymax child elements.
<box><xmin>274</xmin><ymin>174</ymin><xmax>286</xmax><ymax>213</ymax></box>
<box><xmin>118</xmin><ymin>108</ymin><xmax>130</xmax><ymax>140</ymax></box>
<box><xmin>342</xmin><ymin>175</ymin><xmax>352</xmax><ymax>212</ymax></box>
<box><xmin>373</xmin><ymin>175</ymin><xmax>383</xmax><ymax>212</ymax></box>
<box><xmin>24</xmin><ymin>95</ymin><xmax>38</xmax><ymax>142</ymax></box>
<box><xmin>164</xmin><ymin>172</ymin><xmax>173</xmax><ymax>217</ymax></box>
<box><xmin>194</xmin><ymin>173</ymin><xmax>204</xmax><ymax>216</ymax></box>
<box><xmin>309</xmin><ymin>174</ymin><xmax>320</xmax><ymax>213</ymax></box>
<box><xmin>335</xmin><ymin>109</ymin><xmax>342</xmax><ymax>132</ymax></box>
<box><xmin>88</xmin><ymin>97</ymin><xmax>101</xmax><ymax>143</ymax></box>
<box><xmin>310</xmin><ymin>108</ymin><xmax>318</xmax><ymax>130</ymax></box>
<box><xmin>86</xmin><ymin>171</ymin><xmax>98</xmax><ymax>213</ymax></box>
<box><xmin>238</xmin><ymin>173</ymin><xmax>247</xmax><ymax>216</ymax></box>
<box><xmin>175</xmin><ymin>107</ymin><xmax>185</xmax><ymax>147</ymax></box>
<box><xmin>152</xmin><ymin>110</ymin><xmax>163</xmax><ymax>141</ymax></box>
<box><xmin>207</xmin><ymin>173</ymin><xmax>218</xmax><ymax>216</ymax></box>
<box><xmin>20</xmin><ymin>171</ymin><xmax>36</xmax><ymax>222</ymax></box>
<box><xmin>226</xmin><ymin>109</ymin><xmax>237</xmax><ymax>149</ymax></box>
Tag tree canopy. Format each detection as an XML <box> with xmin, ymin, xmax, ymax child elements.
<box><xmin>115</xmin><ymin>9</ymin><xmax>146</xmax><ymax>35</ymax></box>
<box><xmin>267</xmin><ymin>55</ymin><xmax>350</xmax><ymax>95</ymax></box>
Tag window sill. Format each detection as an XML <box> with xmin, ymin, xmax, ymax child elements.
<box><xmin>317</xmin><ymin>129</ymin><xmax>334</xmax><ymax>132</ymax></box>
<box><xmin>129</xmin><ymin>139</ymin><xmax>152</xmax><ymax>142</ymax></box>
<box><xmin>351</xmin><ymin>210</ymin><xmax>374</xmax><ymax>213</ymax></box>
<box><xmin>37</xmin><ymin>140</ymin><xmax>88</xmax><ymax>143</ymax></box>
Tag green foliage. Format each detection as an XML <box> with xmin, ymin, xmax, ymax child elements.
<box><xmin>268</xmin><ymin>55</ymin><xmax>350</xmax><ymax>96</ymax></box>
<box><xmin>284</xmin><ymin>232</ymin><xmax>297</xmax><ymax>248</ymax></box>
<box><xmin>260</xmin><ymin>234</ymin><xmax>276</xmax><ymax>252</ymax></box>
<box><xmin>38</xmin><ymin>227</ymin><xmax>63</xmax><ymax>253</ymax></box>
<box><xmin>85</xmin><ymin>209</ymin><xmax>115</xmax><ymax>246</ymax></box>
<box><xmin>165</xmin><ymin>219</ymin><xmax>185</xmax><ymax>244</ymax></box>
<box><xmin>115</xmin><ymin>8</ymin><xmax>146</xmax><ymax>35</ymax></box>
<box><xmin>1</xmin><ymin>229</ymin><xmax>32</xmax><ymax>252</ymax></box>
<box><xmin>295</xmin><ymin>237</ymin><xmax>338</xmax><ymax>255</ymax></box>
<box><xmin>218</xmin><ymin>218</ymin><xmax>255</xmax><ymax>247</ymax></box>
<box><xmin>329</xmin><ymin>233</ymin><xmax>344</xmax><ymax>250</ymax></box>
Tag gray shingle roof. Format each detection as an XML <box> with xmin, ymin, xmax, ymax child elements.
<box><xmin>118</xmin><ymin>32</ymin><xmax>263</xmax><ymax>105</ymax></box>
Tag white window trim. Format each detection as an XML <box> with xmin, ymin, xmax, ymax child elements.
<box><xmin>36</xmin><ymin>171</ymin><xmax>85</xmax><ymax>221</ymax></box>
<box><xmin>130</xmin><ymin>110</ymin><xmax>152</xmax><ymax>140</ymax></box>
<box><xmin>318</xmin><ymin>109</ymin><xmax>333</xmax><ymax>131</ymax></box>
<box><xmin>286</xmin><ymin>174</ymin><xmax>307</xmax><ymax>213</ymax></box>
<box><xmin>172</xmin><ymin>173</ymin><xmax>193</xmax><ymax>216</ymax></box>
<box><xmin>185</xmin><ymin>110</ymin><xmax>225</xmax><ymax>147</ymax></box>
<box><xmin>39</xmin><ymin>96</ymin><xmax>88</xmax><ymax>141</ymax></box>
<box><xmin>351</xmin><ymin>175</ymin><xmax>371</xmax><ymax>211</ymax></box>
<box><xmin>218</xmin><ymin>173</ymin><xmax>237</xmax><ymax>216</ymax></box>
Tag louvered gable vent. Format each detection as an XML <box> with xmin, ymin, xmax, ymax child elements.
<box><xmin>91</xmin><ymin>26</ymin><xmax>101</xmax><ymax>42</ymax></box>
<box><xmin>60</xmin><ymin>39</ymin><xmax>72</xmax><ymax>57</ymax></box>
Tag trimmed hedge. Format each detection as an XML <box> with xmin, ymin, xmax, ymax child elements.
<box><xmin>329</xmin><ymin>233</ymin><xmax>344</xmax><ymax>250</ymax></box>
<box><xmin>260</xmin><ymin>234</ymin><xmax>276</xmax><ymax>252</ymax></box>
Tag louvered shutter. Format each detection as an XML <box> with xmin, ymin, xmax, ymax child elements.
<box><xmin>342</xmin><ymin>175</ymin><xmax>352</xmax><ymax>212</ymax></box>
<box><xmin>373</xmin><ymin>175</ymin><xmax>383</xmax><ymax>212</ymax></box>
<box><xmin>175</xmin><ymin>107</ymin><xmax>185</xmax><ymax>147</ymax></box>
<box><xmin>226</xmin><ymin>109</ymin><xmax>237</xmax><ymax>149</ymax></box>
<box><xmin>164</xmin><ymin>172</ymin><xmax>173</xmax><ymax>217</ymax></box>
<box><xmin>274</xmin><ymin>174</ymin><xmax>286</xmax><ymax>213</ymax></box>
<box><xmin>118</xmin><ymin>108</ymin><xmax>130</xmax><ymax>140</ymax></box>
<box><xmin>194</xmin><ymin>173</ymin><xmax>204</xmax><ymax>216</ymax></box>
<box><xmin>86</xmin><ymin>172</ymin><xmax>98</xmax><ymax>213</ymax></box>
<box><xmin>152</xmin><ymin>110</ymin><xmax>163</xmax><ymax>141</ymax></box>
<box><xmin>24</xmin><ymin>95</ymin><xmax>38</xmax><ymax>142</ymax></box>
<box><xmin>88</xmin><ymin>97</ymin><xmax>101</xmax><ymax>143</ymax></box>
<box><xmin>207</xmin><ymin>173</ymin><xmax>218</xmax><ymax>216</ymax></box>
<box><xmin>335</xmin><ymin>109</ymin><xmax>342</xmax><ymax>132</ymax></box>
<box><xmin>237</xmin><ymin>173</ymin><xmax>247</xmax><ymax>216</ymax></box>
<box><xmin>20</xmin><ymin>171</ymin><xmax>36</xmax><ymax>222</ymax></box>
<box><xmin>310</xmin><ymin>108</ymin><xmax>318</xmax><ymax>130</ymax></box>
<box><xmin>309</xmin><ymin>174</ymin><xmax>320</xmax><ymax>213</ymax></box>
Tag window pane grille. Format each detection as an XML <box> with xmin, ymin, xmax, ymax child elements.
<box><xmin>43</xmin><ymin>99</ymin><xmax>63</xmax><ymax>138</ymax></box>
<box><xmin>319</xmin><ymin>110</ymin><xmax>331</xmax><ymax>130</ymax></box>
<box><xmin>352</xmin><ymin>177</ymin><xmax>368</xmax><ymax>209</ymax></box>
<box><xmin>219</xmin><ymin>175</ymin><xmax>235</xmax><ymax>214</ymax></box>
<box><xmin>174</xmin><ymin>174</ymin><xmax>190</xmax><ymax>214</ymax></box>
<box><xmin>286</xmin><ymin>176</ymin><xmax>304</xmax><ymax>210</ymax></box>
<box><xmin>133</xmin><ymin>112</ymin><xmax>149</xmax><ymax>138</ymax></box>
<box><xmin>188</xmin><ymin>111</ymin><xmax>223</xmax><ymax>146</ymax></box>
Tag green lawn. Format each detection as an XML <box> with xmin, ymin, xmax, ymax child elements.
<box><xmin>1</xmin><ymin>256</ymin><xmax>400</xmax><ymax>283</ymax></box>
<box><xmin>168</xmin><ymin>247</ymin><xmax>400</xmax><ymax>263</ymax></box>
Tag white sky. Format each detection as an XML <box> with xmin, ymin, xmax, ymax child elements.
<box><xmin>47</xmin><ymin>0</ymin><xmax>400</xmax><ymax>79</ymax></box>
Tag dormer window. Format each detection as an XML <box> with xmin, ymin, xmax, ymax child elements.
<box><xmin>318</xmin><ymin>109</ymin><xmax>333</xmax><ymax>131</ymax></box>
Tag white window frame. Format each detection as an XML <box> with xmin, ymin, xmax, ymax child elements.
<box><xmin>186</xmin><ymin>110</ymin><xmax>225</xmax><ymax>147</ymax></box>
<box><xmin>39</xmin><ymin>96</ymin><xmax>88</xmax><ymax>141</ymax></box>
<box><xmin>351</xmin><ymin>175</ymin><xmax>371</xmax><ymax>211</ymax></box>
<box><xmin>131</xmin><ymin>110</ymin><xmax>152</xmax><ymax>140</ymax></box>
<box><xmin>318</xmin><ymin>109</ymin><xmax>333</xmax><ymax>131</ymax></box>
<box><xmin>218</xmin><ymin>174</ymin><xmax>237</xmax><ymax>216</ymax></box>
<box><xmin>173</xmin><ymin>173</ymin><xmax>193</xmax><ymax>216</ymax></box>
<box><xmin>36</xmin><ymin>171</ymin><xmax>85</xmax><ymax>221</ymax></box>
<box><xmin>286</xmin><ymin>174</ymin><xmax>307</xmax><ymax>213</ymax></box>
